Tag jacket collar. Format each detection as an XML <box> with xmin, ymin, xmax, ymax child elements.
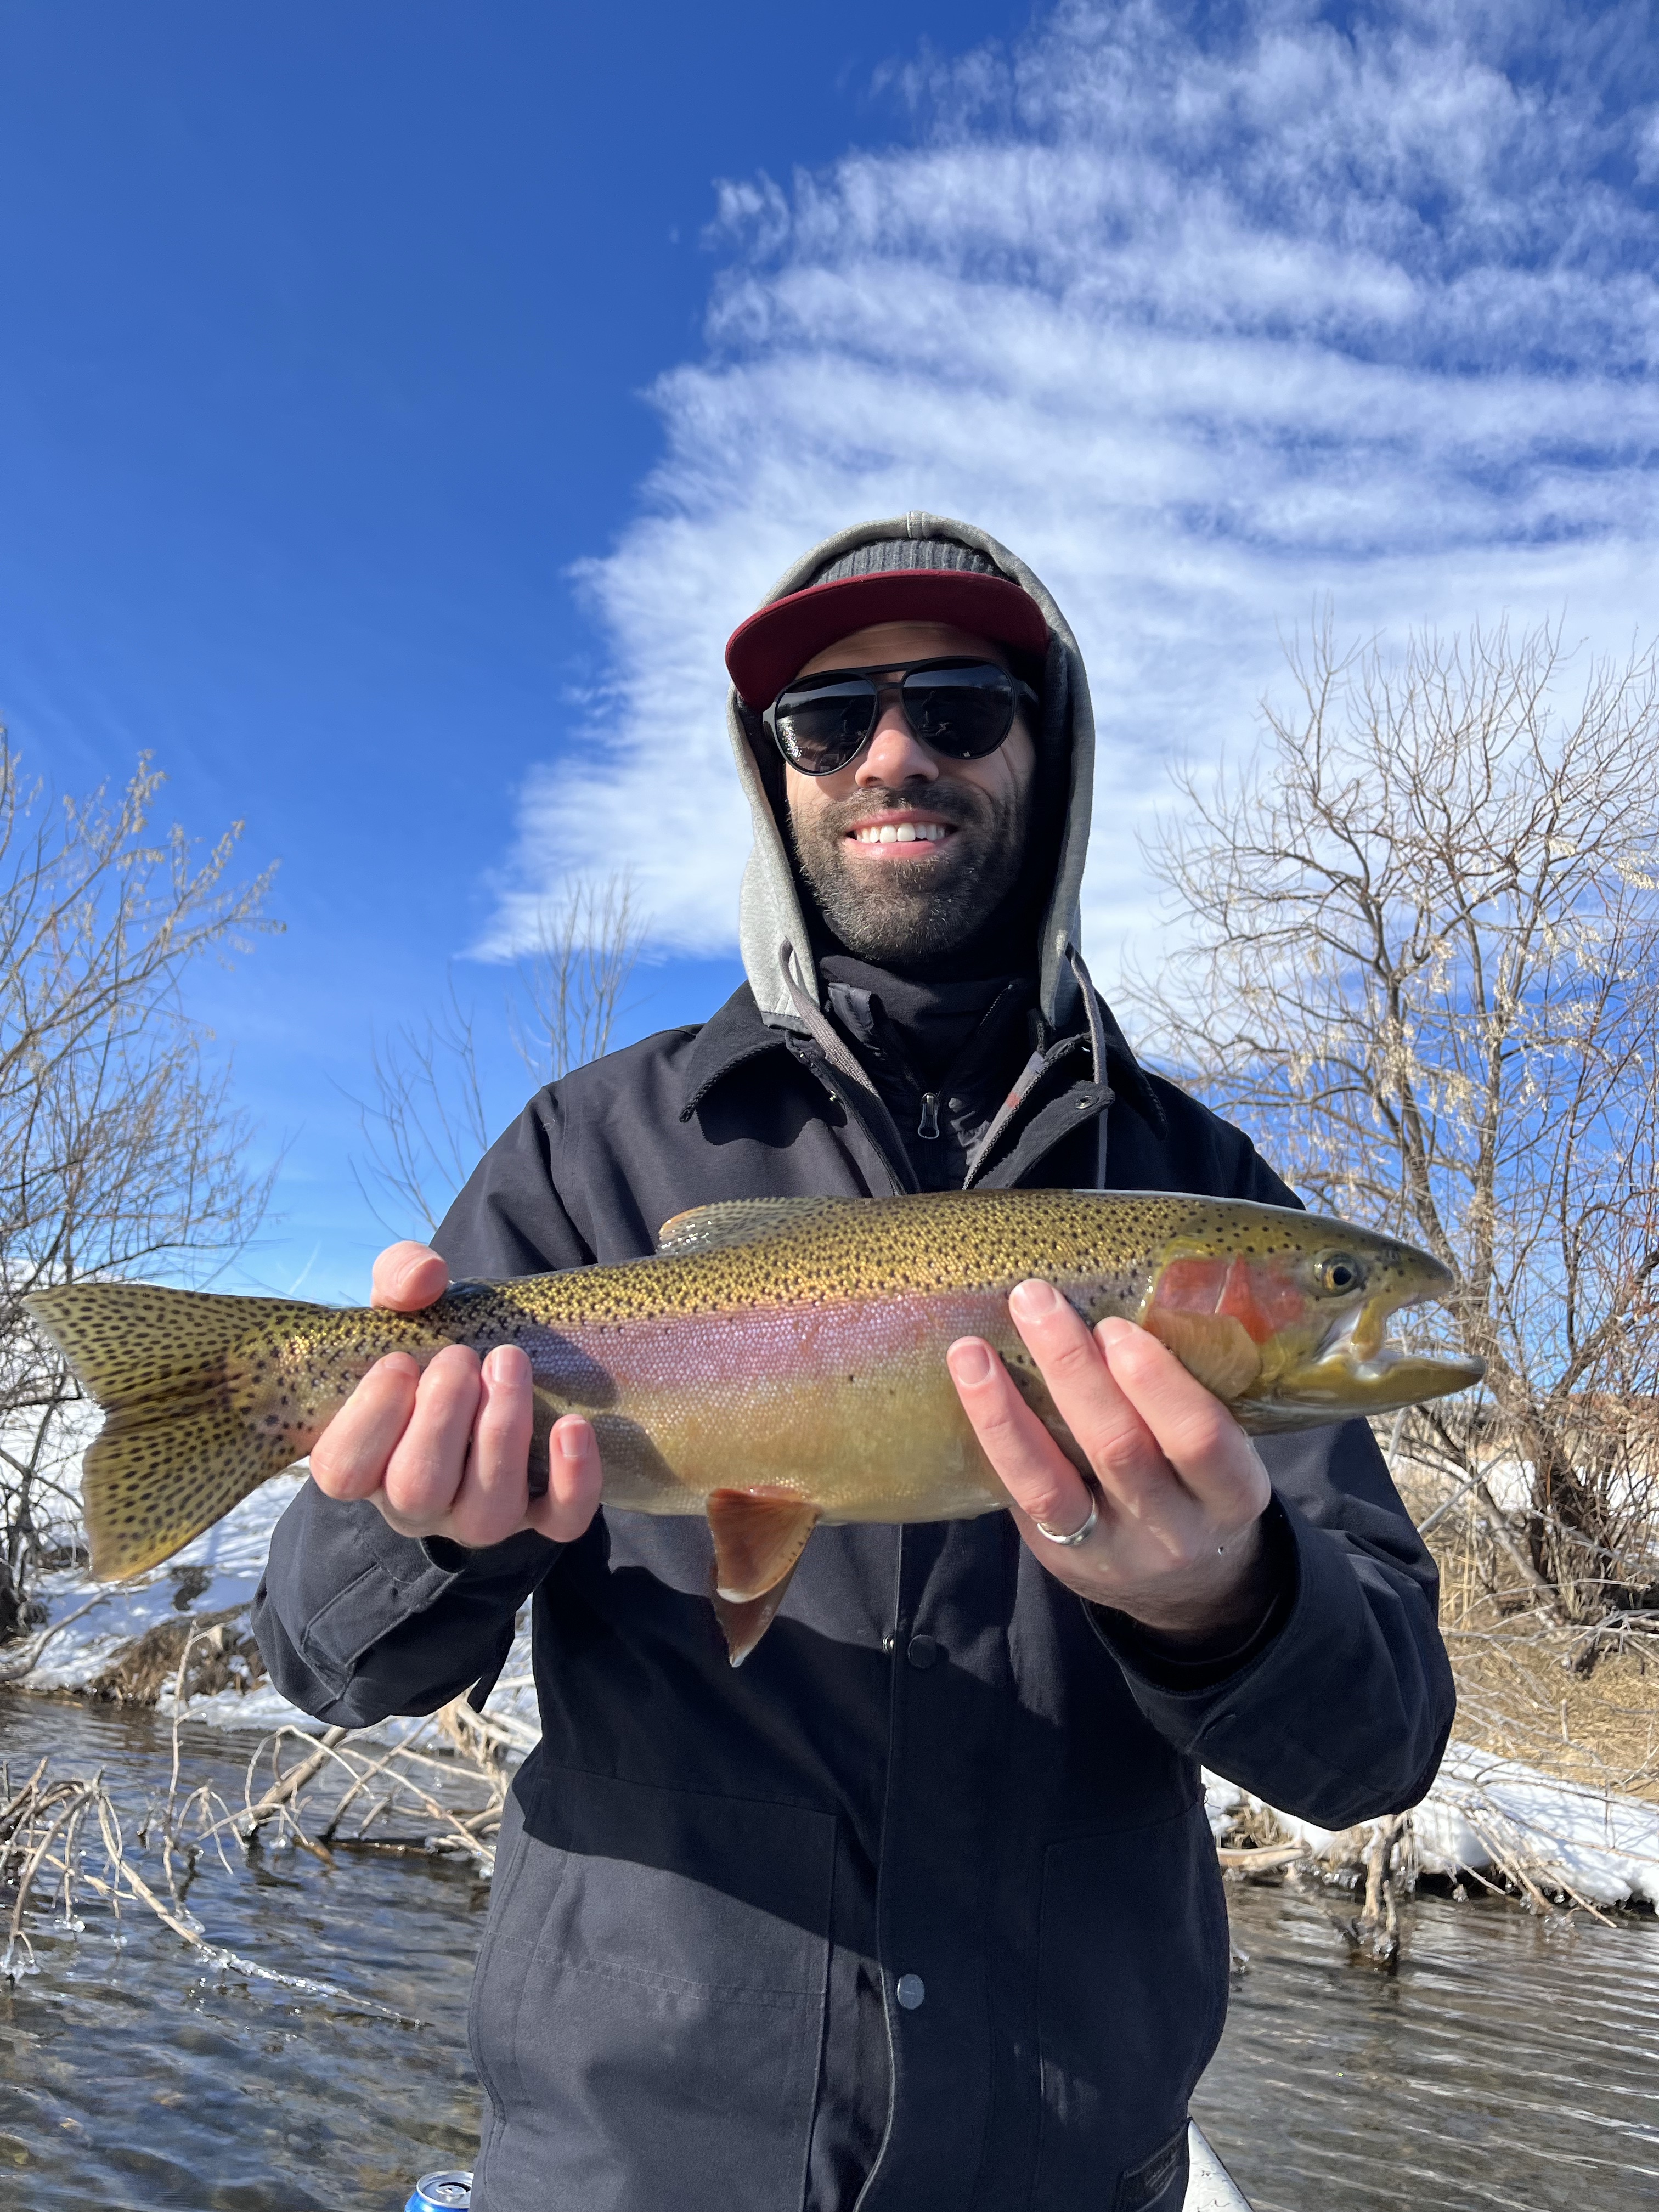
<box><xmin>681</xmin><ymin>979</ymin><xmax>1166</xmax><ymax>1140</ymax></box>
<box><xmin>678</xmin><ymin>984</ymin><xmax>792</xmax><ymax>1121</ymax></box>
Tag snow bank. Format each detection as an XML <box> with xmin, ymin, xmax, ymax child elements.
<box><xmin>1206</xmin><ymin>1740</ymin><xmax>1659</xmax><ymax>1909</ymax></box>
<box><xmin>11</xmin><ymin>1470</ymin><xmax>308</xmax><ymax>1719</ymax></box>
<box><xmin>4</xmin><ymin>1469</ymin><xmax>542</xmax><ymax>1745</ymax></box>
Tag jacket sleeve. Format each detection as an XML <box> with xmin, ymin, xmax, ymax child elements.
<box><xmin>1094</xmin><ymin>1419</ymin><xmax>1455</xmax><ymax>1827</ymax></box>
<box><xmin>251</xmin><ymin>1090</ymin><xmax>586</xmax><ymax>1728</ymax></box>
<box><xmin>1090</xmin><ymin>1119</ymin><xmax>1456</xmax><ymax>1826</ymax></box>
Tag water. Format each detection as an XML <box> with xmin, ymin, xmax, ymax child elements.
<box><xmin>3</xmin><ymin>1695</ymin><xmax>1658</xmax><ymax>2211</ymax></box>
<box><xmin>0</xmin><ymin>1696</ymin><xmax>483</xmax><ymax>2211</ymax></box>
<box><xmin>1195</xmin><ymin>1878</ymin><xmax>1659</xmax><ymax>2211</ymax></box>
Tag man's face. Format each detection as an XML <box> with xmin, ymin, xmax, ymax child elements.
<box><xmin>781</xmin><ymin>619</ymin><xmax>1037</xmax><ymax>967</ymax></box>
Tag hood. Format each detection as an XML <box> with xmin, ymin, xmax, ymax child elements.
<box><xmin>727</xmin><ymin>511</ymin><xmax>1095</xmax><ymax>1035</ymax></box>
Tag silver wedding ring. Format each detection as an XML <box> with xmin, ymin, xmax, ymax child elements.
<box><xmin>1035</xmin><ymin>1495</ymin><xmax>1098</xmax><ymax>1548</ymax></box>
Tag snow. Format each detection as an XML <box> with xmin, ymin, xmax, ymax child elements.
<box><xmin>14</xmin><ymin>1469</ymin><xmax>308</xmax><ymax>1708</ymax></box>
<box><xmin>5</xmin><ymin>1467</ymin><xmax>544</xmax><ymax>1747</ymax></box>
<box><xmin>1205</xmin><ymin>1741</ymin><xmax>1659</xmax><ymax>1909</ymax></box>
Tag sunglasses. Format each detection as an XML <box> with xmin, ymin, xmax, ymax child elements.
<box><xmin>764</xmin><ymin>657</ymin><xmax>1039</xmax><ymax>778</ymax></box>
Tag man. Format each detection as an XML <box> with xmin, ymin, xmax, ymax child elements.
<box><xmin>255</xmin><ymin>517</ymin><xmax>1453</xmax><ymax>2212</ymax></box>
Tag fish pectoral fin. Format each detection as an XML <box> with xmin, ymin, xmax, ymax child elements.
<box><xmin>1142</xmin><ymin>1308</ymin><xmax>1262</xmax><ymax>1401</ymax></box>
<box><xmin>655</xmin><ymin>1197</ymin><xmax>838</xmax><ymax>1257</ymax></box>
<box><xmin>706</xmin><ymin>1489</ymin><xmax>821</xmax><ymax>1603</ymax></box>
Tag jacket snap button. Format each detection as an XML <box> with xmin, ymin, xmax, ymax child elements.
<box><xmin>906</xmin><ymin>1634</ymin><xmax>939</xmax><ymax>1671</ymax></box>
<box><xmin>895</xmin><ymin>1973</ymin><xmax>926</xmax><ymax>2010</ymax></box>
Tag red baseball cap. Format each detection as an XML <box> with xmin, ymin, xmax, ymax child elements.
<box><xmin>725</xmin><ymin>539</ymin><xmax>1049</xmax><ymax>709</ymax></box>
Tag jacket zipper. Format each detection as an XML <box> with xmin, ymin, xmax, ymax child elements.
<box><xmin>917</xmin><ymin>1092</ymin><xmax>940</xmax><ymax>1140</ymax></box>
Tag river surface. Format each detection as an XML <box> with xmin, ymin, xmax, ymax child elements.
<box><xmin>2</xmin><ymin>1695</ymin><xmax>1657</xmax><ymax>2211</ymax></box>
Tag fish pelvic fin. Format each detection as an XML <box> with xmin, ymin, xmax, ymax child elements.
<box><xmin>25</xmin><ymin>1282</ymin><xmax>346</xmax><ymax>1582</ymax></box>
<box><xmin>706</xmin><ymin>1488</ymin><xmax>821</xmax><ymax>1666</ymax></box>
<box><xmin>714</xmin><ymin>1577</ymin><xmax>800</xmax><ymax>1668</ymax></box>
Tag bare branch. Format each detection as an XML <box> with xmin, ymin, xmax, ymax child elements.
<box><xmin>1125</xmin><ymin>617</ymin><xmax>1659</xmax><ymax>1623</ymax></box>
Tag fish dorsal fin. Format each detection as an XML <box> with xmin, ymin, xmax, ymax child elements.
<box><xmin>706</xmin><ymin>1488</ymin><xmax>821</xmax><ymax>1669</ymax></box>
<box><xmin>656</xmin><ymin>1197</ymin><xmax>836</xmax><ymax>1257</ymax></box>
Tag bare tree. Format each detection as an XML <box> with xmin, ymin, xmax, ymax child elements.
<box><xmin>355</xmin><ymin>873</ymin><xmax>643</xmax><ymax>1237</ymax></box>
<box><xmin>1127</xmin><ymin>617</ymin><xmax>1659</xmax><ymax>1626</ymax></box>
<box><xmin>0</xmin><ymin>744</ymin><xmax>276</xmax><ymax>1633</ymax></box>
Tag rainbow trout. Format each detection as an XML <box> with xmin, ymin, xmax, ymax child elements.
<box><xmin>28</xmin><ymin>1189</ymin><xmax>1481</xmax><ymax>1662</ymax></box>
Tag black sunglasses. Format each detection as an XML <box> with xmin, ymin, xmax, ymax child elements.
<box><xmin>764</xmin><ymin>657</ymin><xmax>1039</xmax><ymax>778</ymax></box>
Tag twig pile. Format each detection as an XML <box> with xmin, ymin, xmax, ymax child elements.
<box><xmin>0</xmin><ymin>1629</ymin><xmax>526</xmax><ymax>2001</ymax></box>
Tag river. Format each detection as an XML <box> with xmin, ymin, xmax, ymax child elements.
<box><xmin>2</xmin><ymin>1696</ymin><xmax>1656</xmax><ymax>2211</ymax></box>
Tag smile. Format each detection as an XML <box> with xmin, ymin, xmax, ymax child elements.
<box><xmin>848</xmin><ymin>821</ymin><xmax>952</xmax><ymax>844</ymax></box>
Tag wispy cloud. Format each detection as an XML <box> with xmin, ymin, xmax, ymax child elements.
<box><xmin>493</xmin><ymin>0</ymin><xmax>1659</xmax><ymax>974</ymax></box>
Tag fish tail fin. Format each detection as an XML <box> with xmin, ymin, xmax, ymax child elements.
<box><xmin>26</xmin><ymin>1282</ymin><xmax>336</xmax><ymax>1582</ymax></box>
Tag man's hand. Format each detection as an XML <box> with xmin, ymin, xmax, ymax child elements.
<box><xmin>308</xmin><ymin>1240</ymin><xmax>603</xmax><ymax>1550</ymax></box>
<box><xmin>946</xmin><ymin>1279</ymin><xmax>1275</xmax><ymax>1640</ymax></box>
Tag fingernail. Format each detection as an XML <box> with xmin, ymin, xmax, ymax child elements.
<box><xmin>1097</xmin><ymin>1316</ymin><xmax>1133</xmax><ymax>1346</ymax></box>
<box><xmin>557</xmin><ymin>1421</ymin><xmax>589</xmax><ymax>1462</ymax></box>
<box><xmin>1009</xmin><ymin>1279</ymin><xmax>1060</xmax><ymax>1320</ymax></box>
<box><xmin>948</xmin><ymin>1339</ymin><xmax>994</xmax><ymax>1386</ymax></box>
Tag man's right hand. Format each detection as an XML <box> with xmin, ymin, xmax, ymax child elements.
<box><xmin>308</xmin><ymin>1240</ymin><xmax>603</xmax><ymax>1550</ymax></box>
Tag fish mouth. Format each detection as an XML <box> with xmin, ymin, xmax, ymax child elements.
<box><xmin>1252</xmin><ymin>1294</ymin><xmax>1485</xmax><ymax>1428</ymax></box>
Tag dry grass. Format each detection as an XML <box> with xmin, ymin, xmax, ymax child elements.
<box><xmin>1396</xmin><ymin>1458</ymin><xmax>1659</xmax><ymax>1801</ymax></box>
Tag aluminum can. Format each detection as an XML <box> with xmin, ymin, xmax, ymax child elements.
<box><xmin>405</xmin><ymin>2173</ymin><xmax>473</xmax><ymax>2210</ymax></box>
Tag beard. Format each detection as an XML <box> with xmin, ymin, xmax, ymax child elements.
<box><xmin>787</xmin><ymin>778</ymin><xmax>1030</xmax><ymax>968</ymax></box>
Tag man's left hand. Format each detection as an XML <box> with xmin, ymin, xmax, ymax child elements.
<box><xmin>947</xmin><ymin>1279</ymin><xmax>1275</xmax><ymax>1641</ymax></box>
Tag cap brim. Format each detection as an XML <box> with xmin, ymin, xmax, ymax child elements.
<box><xmin>725</xmin><ymin>569</ymin><xmax>1049</xmax><ymax>709</ymax></box>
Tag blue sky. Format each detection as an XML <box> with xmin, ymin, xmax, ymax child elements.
<box><xmin>5</xmin><ymin>1</ymin><xmax>1658</xmax><ymax>1300</ymax></box>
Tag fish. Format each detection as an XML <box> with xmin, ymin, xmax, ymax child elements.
<box><xmin>26</xmin><ymin>1188</ymin><xmax>1482</xmax><ymax>1663</ymax></box>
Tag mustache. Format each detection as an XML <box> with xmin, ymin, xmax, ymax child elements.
<box><xmin>817</xmin><ymin>785</ymin><xmax>990</xmax><ymax>836</ymax></box>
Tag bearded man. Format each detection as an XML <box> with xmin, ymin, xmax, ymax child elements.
<box><xmin>255</xmin><ymin>517</ymin><xmax>1453</xmax><ymax>2212</ymax></box>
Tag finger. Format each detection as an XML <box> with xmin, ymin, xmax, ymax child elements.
<box><xmin>527</xmin><ymin>1415</ymin><xmax>603</xmax><ymax>1544</ymax></box>
<box><xmin>1097</xmin><ymin>1318</ymin><xmax>1270</xmax><ymax>1520</ymax></box>
<box><xmin>946</xmin><ymin>1336</ymin><xmax>1097</xmax><ymax>1537</ymax></box>
<box><xmin>446</xmin><ymin>1345</ymin><xmax>537</xmax><ymax>1549</ymax></box>
<box><xmin>370</xmin><ymin>1240</ymin><xmax>450</xmax><ymax>1313</ymax></box>
<box><xmin>1006</xmin><ymin>1280</ymin><xmax>1169</xmax><ymax>1513</ymax></box>
<box><xmin>381</xmin><ymin>1344</ymin><xmax>482</xmax><ymax>1525</ymax></box>
<box><xmin>309</xmin><ymin>1353</ymin><xmax>420</xmax><ymax>1501</ymax></box>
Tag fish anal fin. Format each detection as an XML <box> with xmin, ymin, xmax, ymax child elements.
<box><xmin>713</xmin><ymin>1567</ymin><xmax>802</xmax><ymax>1668</ymax></box>
<box><xmin>707</xmin><ymin>1488</ymin><xmax>820</xmax><ymax>1604</ymax></box>
<box><xmin>1143</xmin><ymin>1308</ymin><xmax>1262</xmax><ymax>1401</ymax></box>
<box><xmin>656</xmin><ymin>1198</ymin><xmax>836</xmax><ymax>1257</ymax></box>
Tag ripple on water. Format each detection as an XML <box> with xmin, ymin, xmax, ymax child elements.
<box><xmin>1195</xmin><ymin>1877</ymin><xmax>1659</xmax><ymax>2211</ymax></box>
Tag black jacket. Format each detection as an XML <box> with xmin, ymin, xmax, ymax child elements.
<box><xmin>253</xmin><ymin>981</ymin><xmax>1455</xmax><ymax>2212</ymax></box>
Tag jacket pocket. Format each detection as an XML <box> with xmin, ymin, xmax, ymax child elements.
<box><xmin>469</xmin><ymin>1765</ymin><xmax>834</xmax><ymax>2212</ymax></box>
<box><xmin>1030</xmin><ymin>1799</ymin><xmax>1227</xmax><ymax>2211</ymax></box>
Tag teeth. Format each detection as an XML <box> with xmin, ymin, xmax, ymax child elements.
<box><xmin>853</xmin><ymin>822</ymin><xmax>947</xmax><ymax>844</ymax></box>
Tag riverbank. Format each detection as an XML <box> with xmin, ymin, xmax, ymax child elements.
<box><xmin>7</xmin><ymin>1471</ymin><xmax>1659</xmax><ymax>1913</ymax></box>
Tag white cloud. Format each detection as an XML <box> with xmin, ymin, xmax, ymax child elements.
<box><xmin>492</xmin><ymin>0</ymin><xmax>1659</xmax><ymax>981</ymax></box>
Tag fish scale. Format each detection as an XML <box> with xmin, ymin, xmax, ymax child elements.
<box><xmin>26</xmin><ymin>1188</ymin><xmax>1482</xmax><ymax>1664</ymax></box>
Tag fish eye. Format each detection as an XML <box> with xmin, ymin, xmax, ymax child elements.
<box><xmin>1318</xmin><ymin>1252</ymin><xmax>1364</xmax><ymax>1295</ymax></box>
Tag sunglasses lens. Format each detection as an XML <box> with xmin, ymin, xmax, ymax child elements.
<box><xmin>772</xmin><ymin>676</ymin><xmax>878</xmax><ymax>775</ymax></box>
<box><xmin>901</xmin><ymin>663</ymin><xmax>1016</xmax><ymax>758</ymax></box>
